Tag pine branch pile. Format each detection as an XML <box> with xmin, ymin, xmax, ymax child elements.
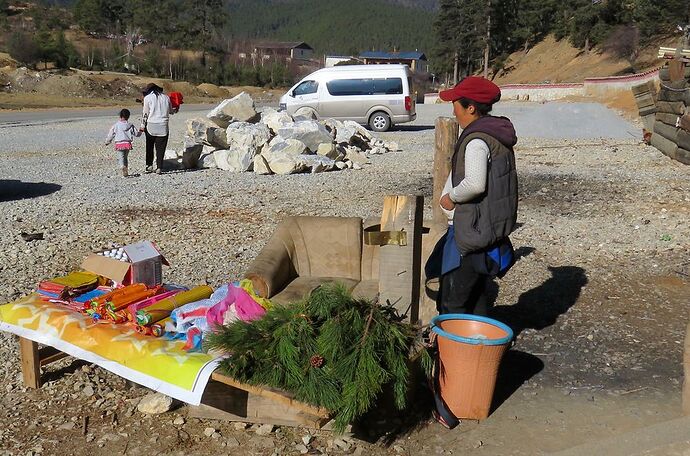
<box><xmin>205</xmin><ymin>283</ymin><xmax>420</xmax><ymax>433</ymax></box>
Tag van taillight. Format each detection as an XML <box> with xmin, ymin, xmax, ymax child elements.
<box><xmin>405</xmin><ymin>96</ymin><xmax>412</xmax><ymax>111</ymax></box>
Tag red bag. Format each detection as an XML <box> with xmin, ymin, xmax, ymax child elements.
<box><xmin>169</xmin><ymin>92</ymin><xmax>184</xmax><ymax>111</ymax></box>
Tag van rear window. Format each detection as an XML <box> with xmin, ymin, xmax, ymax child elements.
<box><xmin>327</xmin><ymin>78</ymin><xmax>403</xmax><ymax>96</ymax></box>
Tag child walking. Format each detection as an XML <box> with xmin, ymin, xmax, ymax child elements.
<box><xmin>105</xmin><ymin>109</ymin><xmax>141</xmax><ymax>177</ymax></box>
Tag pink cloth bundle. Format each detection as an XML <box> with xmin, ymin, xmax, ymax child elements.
<box><xmin>206</xmin><ymin>283</ymin><xmax>266</xmax><ymax>328</ymax></box>
<box><xmin>126</xmin><ymin>290</ymin><xmax>180</xmax><ymax>321</ymax></box>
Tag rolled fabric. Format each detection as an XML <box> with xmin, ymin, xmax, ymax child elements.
<box><xmin>150</xmin><ymin>317</ymin><xmax>172</xmax><ymax>337</ymax></box>
<box><xmin>127</xmin><ymin>290</ymin><xmax>181</xmax><ymax>321</ymax></box>
<box><xmin>135</xmin><ymin>286</ymin><xmax>213</xmax><ymax>326</ymax></box>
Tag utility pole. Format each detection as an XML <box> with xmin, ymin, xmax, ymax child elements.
<box><xmin>483</xmin><ymin>0</ymin><xmax>490</xmax><ymax>78</ymax></box>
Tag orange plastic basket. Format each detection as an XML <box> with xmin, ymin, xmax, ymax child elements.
<box><xmin>431</xmin><ymin>314</ymin><xmax>513</xmax><ymax>420</ymax></box>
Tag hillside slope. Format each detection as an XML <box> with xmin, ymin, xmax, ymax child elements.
<box><xmin>225</xmin><ymin>0</ymin><xmax>434</xmax><ymax>55</ymax></box>
<box><xmin>493</xmin><ymin>35</ymin><xmax>679</xmax><ymax>84</ymax></box>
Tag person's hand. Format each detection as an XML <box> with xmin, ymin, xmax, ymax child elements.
<box><xmin>440</xmin><ymin>193</ymin><xmax>455</xmax><ymax>211</ymax></box>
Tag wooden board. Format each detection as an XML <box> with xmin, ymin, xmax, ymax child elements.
<box><xmin>654</xmin><ymin>121</ymin><xmax>679</xmax><ymax>142</ymax></box>
<box><xmin>641</xmin><ymin>114</ymin><xmax>656</xmax><ymax>132</ymax></box>
<box><xmin>656</xmin><ymin>112</ymin><xmax>680</xmax><ymax>126</ymax></box>
<box><xmin>669</xmin><ymin>60</ymin><xmax>687</xmax><ymax>82</ymax></box>
<box><xmin>656</xmin><ymin>101</ymin><xmax>686</xmax><ymax>115</ymax></box>
<box><xmin>378</xmin><ymin>195</ymin><xmax>424</xmax><ymax>323</ymax></box>
<box><xmin>678</xmin><ymin>130</ymin><xmax>690</xmax><ymax>151</ymax></box>
<box><xmin>19</xmin><ymin>337</ymin><xmax>41</xmax><ymax>389</ymax></box>
<box><xmin>632</xmin><ymin>83</ymin><xmax>651</xmax><ymax>96</ymax></box>
<box><xmin>432</xmin><ymin>117</ymin><xmax>459</xmax><ymax>225</ymax></box>
<box><xmin>211</xmin><ymin>372</ymin><xmax>330</xmax><ymax>418</ymax></box>
<box><xmin>675</xmin><ymin>147</ymin><xmax>690</xmax><ymax>165</ymax></box>
<box><xmin>189</xmin><ymin>380</ymin><xmax>331</xmax><ymax>428</ymax></box>
<box><xmin>650</xmin><ymin>132</ymin><xmax>678</xmax><ymax>159</ymax></box>
<box><xmin>634</xmin><ymin>93</ymin><xmax>656</xmax><ymax>108</ymax></box>
<box><xmin>639</xmin><ymin>106</ymin><xmax>658</xmax><ymax>117</ymax></box>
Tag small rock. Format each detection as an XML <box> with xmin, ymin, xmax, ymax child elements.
<box><xmin>204</xmin><ymin>427</ymin><xmax>217</xmax><ymax>437</ymax></box>
<box><xmin>226</xmin><ymin>437</ymin><xmax>240</xmax><ymax>448</ymax></box>
<box><xmin>255</xmin><ymin>423</ymin><xmax>275</xmax><ymax>436</ymax></box>
<box><xmin>295</xmin><ymin>443</ymin><xmax>309</xmax><ymax>454</ymax></box>
<box><xmin>301</xmin><ymin>434</ymin><xmax>312</xmax><ymax>445</ymax></box>
<box><xmin>82</xmin><ymin>385</ymin><xmax>94</xmax><ymax>397</ymax></box>
<box><xmin>334</xmin><ymin>438</ymin><xmax>350</xmax><ymax>450</ymax></box>
<box><xmin>233</xmin><ymin>422</ymin><xmax>248</xmax><ymax>431</ymax></box>
<box><xmin>173</xmin><ymin>416</ymin><xmax>185</xmax><ymax>426</ymax></box>
<box><xmin>137</xmin><ymin>393</ymin><xmax>173</xmax><ymax>415</ymax></box>
<box><xmin>474</xmin><ymin>440</ymin><xmax>484</xmax><ymax>449</ymax></box>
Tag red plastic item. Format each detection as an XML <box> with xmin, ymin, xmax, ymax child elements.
<box><xmin>169</xmin><ymin>92</ymin><xmax>184</xmax><ymax>111</ymax></box>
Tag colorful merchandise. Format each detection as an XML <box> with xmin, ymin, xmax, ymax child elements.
<box><xmin>126</xmin><ymin>290</ymin><xmax>181</xmax><ymax>321</ymax></box>
<box><xmin>38</xmin><ymin>271</ymin><xmax>100</xmax><ymax>300</ymax></box>
<box><xmin>136</xmin><ymin>286</ymin><xmax>213</xmax><ymax>326</ymax></box>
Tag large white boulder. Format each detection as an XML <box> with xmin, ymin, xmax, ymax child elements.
<box><xmin>265</xmin><ymin>151</ymin><xmax>307</xmax><ymax>175</ymax></box>
<box><xmin>226</xmin><ymin>122</ymin><xmax>272</xmax><ymax>153</ymax></box>
<box><xmin>213</xmin><ymin>149</ymin><xmax>254</xmax><ymax>172</ymax></box>
<box><xmin>264</xmin><ymin>137</ymin><xmax>308</xmax><ymax>158</ymax></box>
<box><xmin>260</xmin><ymin>108</ymin><xmax>293</xmax><ymax>134</ymax></box>
<box><xmin>334</xmin><ymin>121</ymin><xmax>357</xmax><ymax>144</ymax></box>
<box><xmin>253</xmin><ymin>154</ymin><xmax>272</xmax><ymax>175</ymax></box>
<box><xmin>277</xmin><ymin>121</ymin><xmax>333</xmax><ymax>153</ymax></box>
<box><xmin>343</xmin><ymin>120</ymin><xmax>373</xmax><ymax>141</ymax></box>
<box><xmin>207</xmin><ymin>92</ymin><xmax>258</xmax><ymax>128</ymax></box>
<box><xmin>186</xmin><ymin>118</ymin><xmax>214</xmax><ymax>144</ymax></box>
<box><xmin>316</xmin><ymin>143</ymin><xmax>341</xmax><ymax>160</ymax></box>
<box><xmin>343</xmin><ymin>146</ymin><xmax>370</xmax><ymax>166</ymax></box>
<box><xmin>206</xmin><ymin>127</ymin><xmax>229</xmax><ymax>149</ymax></box>
<box><xmin>198</xmin><ymin>145</ymin><xmax>217</xmax><ymax>169</ymax></box>
<box><xmin>300</xmin><ymin>154</ymin><xmax>336</xmax><ymax>173</ymax></box>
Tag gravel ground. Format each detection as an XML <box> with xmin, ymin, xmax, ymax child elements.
<box><xmin>1</xmin><ymin>102</ymin><xmax>689</xmax><ymax>455</ymax></box>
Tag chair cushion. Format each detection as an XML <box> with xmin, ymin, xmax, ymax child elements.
<box><xmin>270</xmin><ymin>277</ymin><xmax>360</xmax><ymax>305</ymax></box>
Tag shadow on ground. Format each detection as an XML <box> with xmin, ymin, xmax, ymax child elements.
<box><xmin>0</xmin><ymin>180</ymin><xmax>62</xmax><ymax>202</ymax></box>
<box><xmin>491</xmin><ymin>265</ymin><xmax>588</xmax><ymax>337</ymax></box>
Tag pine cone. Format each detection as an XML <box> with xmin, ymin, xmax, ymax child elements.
<box><xmin>309</xmin><ymin>354</ymin><xmax>325</xmax><ymax>368</ymax></box>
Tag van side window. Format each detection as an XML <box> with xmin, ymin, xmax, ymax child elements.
<box><xmin>293</xmin><ymin>80</ymin><xmax>318</xmax><ymax>96</ymax></box>
<box><xmin>327</xmin><ymin>78</ymin><xmax>403</xmax><ymax>96</ymax></box>
<box><xmin>372</xmin><ymin>78</ymin><xmax>403</xmax><ymax>95</ymax></box>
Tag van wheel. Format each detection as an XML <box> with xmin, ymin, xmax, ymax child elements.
<box><xmin>369</xmin><ymin>111</ymin><xmax>391</xmax><ymax>132</ymax></box>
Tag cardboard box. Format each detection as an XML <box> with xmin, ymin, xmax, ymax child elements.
<box><xmin>81</xmin><ymin>241</ymin><xmax>169</xmax><ymax>286</ymax></box>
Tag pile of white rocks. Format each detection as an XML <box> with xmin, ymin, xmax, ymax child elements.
<box><xmin>164</xmin><ymin>92</ymin><xmax>400</xmax><ymax>175</ymax></box>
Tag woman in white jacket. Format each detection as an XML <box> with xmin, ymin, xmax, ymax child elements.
<box><xmin>140</xmin><ymin>83</ymin><xmax>176</xmax><ymax>174</ymax></box>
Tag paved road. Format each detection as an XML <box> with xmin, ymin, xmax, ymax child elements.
<box><xmin>0</xmin><ymin>104</ymin><xmax>217</xmax><ymax>127</ymax></box>
<box><xmin>0</xmin><ymin>101</ymin><xmax>640</xmax><ymax>155</ymax></box>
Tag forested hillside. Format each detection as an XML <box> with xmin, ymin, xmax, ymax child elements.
<box><xmin>433</xmin><ymin>0</ymin><xmax>690</xmax><ymax>80</ymax></box>
<box><xmin>225</xmin><ymin>0</ymin><xmax>434</xmax><ymax>55</ymax></box>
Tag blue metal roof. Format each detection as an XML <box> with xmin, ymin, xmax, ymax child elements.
<box><xmin>359</xmin><ymin>51</ymin><xmax>427</xmax><ymax>61</ymax></box>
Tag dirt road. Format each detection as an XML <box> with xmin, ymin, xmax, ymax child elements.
<box><xmin>0</xmin><ymin>101</ymin><xmax>688</xmax><ymax>455</ymax></box>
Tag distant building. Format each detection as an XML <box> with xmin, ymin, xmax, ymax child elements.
<box><xmin>359</xmin><ymin>51</ymin><xmax>428</xmax><ymax>73</ymax></box>
<box><xmin>324</xmin><ymin>55</ymin><xmax>358</xmax><ymax>67</ymax></box>
<box><xmin>252</xmin><ymin>41</ymin><xmax>315</xmax><ymax>62</ymax></box>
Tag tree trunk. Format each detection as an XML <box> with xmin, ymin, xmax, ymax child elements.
<box><xmin>483</xmin><ymin>0</ymin><xmax>491</xmax><ymax>78</ymax></box>
<box><xmin>453</xmin><ymin>51</ymin><xmax>459</xmax><ymax>85</ymax></box>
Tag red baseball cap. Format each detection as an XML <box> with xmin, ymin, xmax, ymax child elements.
<box><xmin>439</xmin><ymin>76</ymin><xmax>501</xmax><ymax>104</ymax></box>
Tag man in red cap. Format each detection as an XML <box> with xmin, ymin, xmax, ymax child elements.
<box><xmin>428</xmin><ymin>76</ymin><xmax>518</xmax><ymax>316</ymax></box>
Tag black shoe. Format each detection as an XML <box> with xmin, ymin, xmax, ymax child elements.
<box><xmin>145</xmin><ymin>166</ymin><xmax>154</xmax><ymax>174</ymax></box>
<box><xmin>155</xmin><ymin>168</ymin><xmax>162</xmax><ymax>175</ymax></box>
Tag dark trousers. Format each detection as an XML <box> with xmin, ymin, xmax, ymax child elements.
<box><xmin>437</xmin><ymin>254</ymin><xmax>492</xmax><ymax>316</ymax></box>
<box><xmin>145</xmin><ymin>131</ymin><xmax>168</xmax><ymax>170</ymax></box>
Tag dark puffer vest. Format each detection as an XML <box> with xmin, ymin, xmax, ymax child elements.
<box><xmin>451</xmin><ymin>115</ymin><xmax>518</xmax><ymax>255</ymax></box>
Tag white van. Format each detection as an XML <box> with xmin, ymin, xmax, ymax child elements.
<box><xmin>279</xmin><ymin>64</ymin><xmax>416</xmax><ymax>132</ymax></box>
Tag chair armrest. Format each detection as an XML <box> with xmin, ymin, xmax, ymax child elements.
<box><xmin>243</xmin><ymin>234</ymin><xmax>297</xmax><ymax>299</ymax></box>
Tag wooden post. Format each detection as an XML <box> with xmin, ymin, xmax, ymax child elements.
<box><xmin>433</xmin><ymin>117</ymin><xmax>459</xmax><ymax>226</ymax></box>
<box><xmin>378</xmin><ymin>195</ymin><xmax>424</xmax><ymax>323</ymax></box>
<box><xmin>19</xmin><ymin>337</ymin><xmax>41</xmax><ymax>389</ymax></box>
